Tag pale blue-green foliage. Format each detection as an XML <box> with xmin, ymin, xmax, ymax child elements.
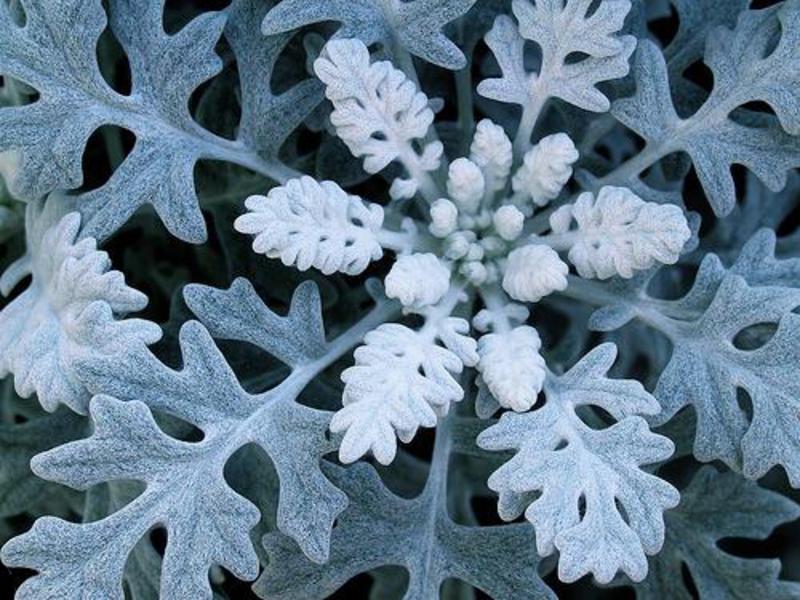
<box><xmin>589</xmin><ymin>230</ymin><xmax>800</xmax><ymax>486</ymax></box>
<box><xmin>1</xmin><ymin>0</ymin><xmax>800</xmax><ymax>598</ymax></box>
<box><xmin>0</xmin><ymin>0</ymin><xmax>320</xmax><ymax>243</ymax></box>
<box><xmin>261</xmin><ymin>0</ymin><xmax>477</xmax><ymax>70</ymax></box>
<box><xmin>634</xmin><ymin>467</ymin><xmax>800</xmax><ymax>599</ymax></box>
<box><xmin>257</xmin><ymin>436</ymin><xmax>554</xmax><ymax>600</ymax></box>
<box><xmin>612</xmin><ymin>1</ymin><xmax>800</xmax><ymax>216</ymax></box>
<box><xmin>1</xmin><ymin>278</ymin><xmax>394</xmax><ymax>599</ymax></box>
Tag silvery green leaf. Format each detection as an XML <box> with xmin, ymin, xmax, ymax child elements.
<box><xmin>225</xmin><ymin>0</ymin><xmax>324</xmax><ymax>155</ymax></box>
<box><xmin>654</xmin><ymin>273</ymin><xmax>800</xmax><ymax>484</ymax></box>
<box><xmin>478</xmin><ymin>344</ymin><xmax>679</xmax><ymax>584</ymax></box>
<box><xmin>663</xmin><ymin>0</ymin><xmax>747</xmax><ymax>106</ymax></box>
<box><xmin>261</xmin><ymin>0</ymin><xmax>477</xmax><ymax>69</ymax></box>
<box><xmin>0</xmin><ymin>0</ymin><xmax>305</xmax><ymax>243</ymax></box>
<box><xmin>256</xmin><ymin>443</ymin><xmax>554</xmax><ymax>599</ymax></box>
<box><xmin>0</xmin><ymin>280</ymin><xmax>399</xmax><ymax>598</ymax></box>
<box><xmin>612</xmin><ymin>4</ymin><xmax>800</xmax><ymax>217</ymax></box>
<box><xmin>183</xmin><ymin>277</ymin><xmax>328</xmax><ymax>368</ymax></box>
<box><xmin>729</xmin><ymin>228</ymin><xmax>800</xmax><ymax>290</ymax></box>
<box><xmin>634</xmin><ymin>467</ymin><xmax>800</xmax><ymax>600</ymax></box>
<box><xmin>2</xmin><ymin>395</ymin><xmax>262</xmax><ymax>600</ymax></box>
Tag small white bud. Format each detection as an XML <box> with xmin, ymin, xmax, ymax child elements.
<box><xmin>479</xmin><ymin>235</ymin><xmax>505</xmax><ymax>256</ymax></box>
<box><xmin>447</xmin><ymin>158</ymin><xmax>485</xmax><ymax>213</ymax></box>
<box><xmin>493</xmin><ymin>205</ymin><xmax>525</xmax><ymax>241</ymax></box>
<box><xmin>461</xmin><ymin>261</ymin><xmax>488</xmax><ymax>286</ymax></box>
<box><xmin>444</xmin><ymin>231</ymin><xmax>474</xmax><ymax>260</ymax></box>
<box><xmin>458</xmin><ymin>213</ymin><xmax>476</xmax><ymax>230</ymax></box>
<box><xmin>477</xmin><ymin>326</ymin><xmax>546</xmax><ymax>412</ymax></box>
<box><xmin>428</xmin><ymin>198</ymin><xmax>459</xmax><ymax>238</ymax></box>
<box><xmin>484</xmin><ymin>262</ymin><xmax>500</xmax><ymax>284</ymax></box>
<box><xmin>466</xmin><ymin>243</ymin><xmax>485</xmax><ymax>262</ymax></box>
<box><xmin>502</xmin><ymin>244</ymin><xmax>569</xmax><ymax>302</ymax></box>
<box><xmin>470</xmin><ymin>119</ymin><xmax>513</xmax><ymax>191</ymax></box>
<box><xmin>385</xmin><ymin>253</ymin><xmax>451</xmax><ymax>309</ymax></box>
<box><xmin>474</xmin><ymin>209</ymin><xmax>492</xmax><ymax>229</ymax></box>
<box><xmin>512</xmin><ymin>133</ymin><xmax>579</xmax><ymax>207</ymax></box>
<box><xmin>389</xmin><ymin>177</ymin><xmax>418</xmax><ymax>200</ymax></box>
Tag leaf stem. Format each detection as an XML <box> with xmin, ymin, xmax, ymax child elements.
<box><xmin>514</xmin><ymin>93</ymin><xmax>548</xmax><ymax>157</ymax></box>
<box><xmin>556</xmin><ymin>274</ymin><xmax>681</xmax><ymax>337</ymax></box>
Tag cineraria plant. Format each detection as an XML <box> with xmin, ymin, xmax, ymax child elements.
<box><xmin>0</xmin><ymin>0</ymin><xmax>799</xmax><ymax>598</ymax></box>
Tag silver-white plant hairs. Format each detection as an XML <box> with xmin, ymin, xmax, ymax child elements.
<box><xmin>1</xmin><ymin>0</ymin><xmax>799</xmax><ymax>598</ymax></box>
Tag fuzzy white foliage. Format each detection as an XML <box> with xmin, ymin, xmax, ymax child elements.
<box><xmin>512</xmin><ymin>133</ymin><xmax>579</xmax><ymax>207</ymax></box>
<box><xmin>429</xmin><ymin>198</ymin><xmax>459</xmax><ymax>238</ymax></box>
<box><xmin>550</xmin><ymin>186</ymin><xmax>691</xmax><ymax>279</ymax></box>
<box><xmin>477</xmin><ymin>325</ymin><xmax>546</xmax><ymax>412</ymax></box>
<box><xmin>470</xmin><ymin>119</ymin><xmax>513</xmax><ymax>191</ymax></box>
<box><xmin>384</xmin><ymin>253</ymin><xmax>451</xmax><ymax>309</ymax></box>
<box><xmin>331</xmin><ymin>320</ymin><xmax>474</xmax><ymax>465</ymax></box>
<box><xmin>0</xmin><ymin>209</ymin><xmax>161</xmax><ymax>413</ymax></box>
<box><xmin>447</xmin><ymin>158</ymin><xmax>486</xmax><ymax>213</ymax></box>
<box><xmin>235</xmin><ymin>176</ymin><xmax>384</xmax><ymax>276</ymax></box>
<box><xmin>502</xmin><ymin>244</ymin><xmax>569</xmax><ymax>302</ymax></box>
<box><xmin>493</xmin><ymin>205</ymin><xmax>525</xmax><ymax>241</ymax></box>
<box><xmin>443</xmin><ymin>231</ymin><xmax>474</xmax><ymax>261</ymax></box>
<box><xmin>313</xmin><ymin>38</ymin><xmax>437</xmax><ymax>174</ymax></box>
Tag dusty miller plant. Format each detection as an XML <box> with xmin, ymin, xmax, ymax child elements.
<box><xmin>0</xmin><ymin>0</ymin><xmax>799</xmax><ymax>598</ymax></box>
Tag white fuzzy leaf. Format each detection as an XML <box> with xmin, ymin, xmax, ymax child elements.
<box><xmin>477</xmin><ymin>326</ymin><xmax>546</xmax><ymax>412</ymax></box>
<box><xmin>313</xmin><ymin>38</ymin><xmax>434</xmax><ymax>173</ymax></box>
<box><xmin>331</xmin><ymin>321</ymin><xmax>472</xmax><ymax>465</ymax></box>
<box><xmin>235</xmin><ymin>176</ymin><xmax>384</xmax><ymax>276</ymax></box>
<box><xmin>550</xmin><ymin>186</ymin><xmax>691</xmax><ymax>279</ymax></box>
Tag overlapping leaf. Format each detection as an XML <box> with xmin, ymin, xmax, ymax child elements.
<box><xmin>261</xmin><ymin>0</ymin><xmax>477</xmax><ymax>69</ymax></box>
<box><xmin>589</xmin><ymin>232</ymin><xmax>800</xmax><ymax>485</ymax></box>
<box><xmin>478</xmin><ymin>0</ymin><xmax>636</xmax><ymax>113</ymax></box>
<box><xmin>633</xmin><ymin>467</ymin><xmax>800</xmax><ymax>599</ymax></box>
<box><xmin>256</xmin><ymin>423</ymin><xmax>554</xmax><ymax>600</ymax></box>
<box><xmin>0</xmin><ymin>200</ymin><xmax>161</xmax><ymax>413</ymax></box>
